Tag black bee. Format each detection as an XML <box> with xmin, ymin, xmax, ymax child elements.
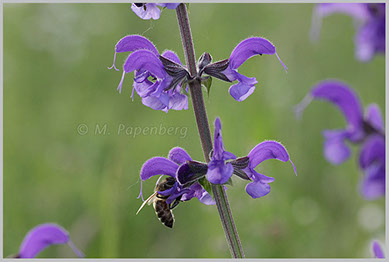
<box><xmin>136</xmin><ymin>176</ymin><xmax>181</xmax><ymax>228</ymax></box>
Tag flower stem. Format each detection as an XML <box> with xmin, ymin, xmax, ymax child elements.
<box><xmin>175</xmin><ymin>4</ymin><xmax>245</xmax><ymax>258</ymax></box>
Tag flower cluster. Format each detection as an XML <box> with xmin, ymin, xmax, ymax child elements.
<box><xmin>109</xmin><ymin>35</ymin><xmax>286</xmax><ymax>111</ymax></box>
<box><xmin>10</xmin><ymin>224</ymin><xmax>83</xmax><ymax>258</ymax></box>
<box><xmin>139</xmin><ymin>117</ymin><xmax>296</xmax><ymax>204</ymax></box>
<box><xmin>295</xmin><ymin>80</ymin><xmax>385</xmax><ymax>200</ymax></box>
<box><xmin>131</xmin><ymin>3</ymin><xmax>180</xmax><ymax>20</ymax></box>
<box><xmin>311</xmin><ymin>3</ymin><xmax>385</xmax><ymax>62</ymax></box>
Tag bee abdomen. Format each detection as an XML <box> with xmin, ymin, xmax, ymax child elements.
<box><xmin>154</xmin><ymin>200</ymin><xmax>174</xmax><ymax>228</ymax></box>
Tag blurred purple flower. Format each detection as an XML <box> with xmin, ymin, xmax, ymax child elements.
<box><xmin>139</xmin><ymin>147</ymin><xmax>215</xmax><ymax>205</ymax></box>
<box><xmin>295</xmin><ymin>80</ymin><xmax>385</xmax><ymax>199</ymax></box>
<box><xmin>205</xmin><ymin>117</ymin><xmax>297</xmax><ymax>198</ymax></box>
<box><xmin>108</xmin><ymin>35</ymin><xmax>188</xmax><ymax>112</ymax></box>
<box><xmin>372</xmin><ymin>240</ymin><xmax>385</xmax><ymax>258</ymax></box>
<box><xmin>311</xmin><ymin>3</ymin><xmax>385</xmax><ymax>62</ymax></box>
<box><xmin>14</xmin><ymin>224</ymin><xmax>83</xmax><ymax>258</ymax></box>
<box><xmin>200</xmin><ymin>37</ymin><xmax>287</xmax><ymax>101</ymax></box>
<box><xmin>131</xmin><ymin>3</ymin><xmax>180</xmax><ymax>20</ymax></box>
<box><xmin>359</xmin><ymin>134</ymin><xmax>385</xmax><ymax>200</ymax></box>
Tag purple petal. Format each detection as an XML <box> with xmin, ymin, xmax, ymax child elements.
<box><xmin>247</xmin><ymin>141</ymin><xmax>291</xmax><ymax>169</ymax></box>
<box><xmin>360</xmin><ymin>164</ymin><xmax>385</xmax><ymax>200</ymax></box>
<box><xmin>123</xmin><ymin>50</ymin><xmax>166</xmax><ymax>79</ymax></box>
<box><xmin>161</xmin><ymin>50</ymin><xmax>182</xmax><ymax>65</ymax></box>
<box><xmin>245</xmin><ymin>181</ymin><xmax>271</xmax><ymax>199</ymax></box>
<box><xmin>365</xmin><ymin>103</ymin><xmax>384</xmax><ymax>132</ymax></box>
<box><xmin>228</xmin><ymin>72</ymin><xmax>258</xmax><ymax>102</ymax></box>
<box><xmin>315</xmin><ymin>3</ymin><xmax>369</xmax><ymax>21</ymax></box>
<box><xmin>168</xmin><ymin>147</ymin><xmax>192</xmax><ymax>165</ymax></box>
<box><xmin>158</xmin><ymin>3</ymin><xmax>180</xmax><ymax>9</ymax></box>
<box><xmin>141</xmin><ymin>96</ymin><xmax>168</xmax><ymax>111</ymax></box>
<box><xmin>157</xmin><ymin>182</ymin><xmax>178</xmax><ymax>196</ymax></box>
<box><xmin>311</xmin><ymin>80</ymin><xmax>364</xmax><ymax>132</ymax></box>
<box><xmin>140</xmin><ymin>157</ymin><xmax>179</xmax><ymax>181</ymax></box>
<box><xmin>322</xmin><ymin>129</ymin><xmax>352</xmax><ymax>165</ymax></box>
<box><xmin>166</xmin><ymin>188</ymin><xmax>190</xmax><ymax>204</ymax></box>
<box><xmin>212</xmin><ymin>118</ymin><xmax>236</xmax><ymax>161</ymax></box>
<box><xmin>133</xmin><ymin>78</ymin><xmax>158</xmax><ymax>98</ymax></box>
<box><xmin>229</xmin><ymin>37</ymin><xmax>276</xmax><ymax>69</ymax></box>
<box><xmin>115</xmin><ymin>35</ymin><xmax>159</xmax><ymax>56</ymax></box>
<box><xmin>169</xmin><ymin>92</ymin><xmax>188</xmax><ymax>111</ymax></box>
<box><xmin>372</xmin><ymin>241</ymin><xmax>385</xmax><ymax>258</ymax></box>
<box><xmin>180</xmin><ymin>183</ymin><xmax>215</xmax><ymax>205</ymax></box>
<box><xmin>131</xmin><ymin>3</ymin><xmax>161</xmax><ymax>20</ymax></box>
<box><xmin>18</xmin><ymin>224</ymin><xmax>82</xmax><ymax>258</ymax></box>
<box><xmin>197</xmin><ymin>190</ymin><xmax>215</xmax><ymax>205</ymax></box>
<box><xmin>355</xmin><ymin>22</ymin><xmax>377</xmax><ymax>62</ymax></box>
<box><xmin>206</xmin><ymin>160</ymin><xmax>233</xmax><ymax>184</ymax></box>
<box><xmin>359</xmin><ymin>134</ymin><xmax>385</xmax><ymax>169</ymax></box>
<box><xmin>109</xmin><ymin>35</ymin><xmax>159</xmax><ymax>71</ymax></box>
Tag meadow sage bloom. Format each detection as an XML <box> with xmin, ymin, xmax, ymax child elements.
<box><xmin>109</xmin><ymin>35</ymin><xmax>189</xmax><ymax>112</ymax></box>
<box><xmin>295</xmin><ymin>80</ymin><xmax>385</xmax><ymax>199</ymax></box>
<box><xmin>139</xmin><ymin>147</ymin><xmax>215</xmax><ymax>205</ymax></box>
<box><xmin>311</xmin><ymin>3</ymin><xmax>385</xmax><ymax>61</ymax></box>
<box><xmin>372</xmin><ymin>240</ymin><xmax>385</xmax><ymax>258</ymax></box>
<box><xmin>205</xmin><ymin>118</ymin><xmax>297</xmax><ymax>198</ymax></box>
<box><xmin>131</xmin><ymin>3</ymin><xmax>180</xmax><ymax>20</ymax></box>
<box><xmin>199</xmin><ymin>37</ymin><xmax>287</xmax><ymax>101</ymax></box>
<box><xmin>13</xmin><ymin>224</ymin><xmax>83</xmax><ymax>258</ymax></box>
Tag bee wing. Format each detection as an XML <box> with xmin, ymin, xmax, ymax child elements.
<box><xmin>136</xmin><ymin>192</ymin><xmax>157</xmax><ymax>215</ymax></box>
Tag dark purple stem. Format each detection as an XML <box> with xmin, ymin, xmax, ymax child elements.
<box><xmin>175</xmin><ymin>4</ymin><xmax>244</xmax><ymax>258</ymax></box>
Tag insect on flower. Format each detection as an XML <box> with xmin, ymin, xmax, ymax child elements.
<box><xmin>136</xmin><ymin>176</ymin><xmax>182</xmax><ymax>228</ymax></box>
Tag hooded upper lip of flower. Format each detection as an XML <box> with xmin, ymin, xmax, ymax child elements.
<box><xmin>295</xmin><ymin>80</ymin><xmax>384</xmax><ymax>165</ymax></box>
<box><xmin>139</xmin><ymin>147</ymin><xmax>215</xmax><ymax>206</ymax></box>
<box><xmin>311</xmin><ymin>3</ymin><xmax>385</xmax><ymax>62</ymax></box>
<box><xmin>205</xmin><ymin>117</ymin><xmax>297</xmax><ymax>198</ymax></box>
<box><xmin>198</xmin><ymin>37</ymin><xmax>288</xmax><ymax>102</ymax></box>
<box><xmin>15</xmin><ymin>223</ymin><xmax>83</xmax><ymax>258</ymax></box>
<box><xmin>131</xmin><ymin>3</ymin><xmax>180</xmax><ymax>20</ymax></box>
<box><xmin>108</xmin><ymin>35</ymin><xmax>189</xmax><ymax>112</ymax></box>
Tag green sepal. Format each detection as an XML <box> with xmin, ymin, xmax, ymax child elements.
<box><xmin>224</xmin><ymin>177</ymin><xmax>233</xmax><ymax>186</ymax></box>
<box><xmin>201</xmin><ymin>76</ymin><xmax>213</xmax><ymax>96</ymax></box>
<box><xmin>198</xmin><ymin>177</ymin><xmax>213</xmax><ymax>197</ymax></box>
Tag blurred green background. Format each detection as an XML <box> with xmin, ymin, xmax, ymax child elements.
<box><xmin>4</xmin><ymin>3</ymin><xmax>385</xmax><ymax>258</ymax></box>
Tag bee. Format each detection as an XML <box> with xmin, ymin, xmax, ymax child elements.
<box><xmin>136</xmin><ymin>176</ymin><xmax>181</xmax><ymax>228</ymax></box>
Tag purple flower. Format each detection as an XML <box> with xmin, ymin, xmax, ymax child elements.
<box><xmin>359</xmin><ymin>134</ymin><xmax>385</xmax><ymax>200</ymax></box>
<box><xmin>295</xmin><ymin>80</ymin><xmax>385</xmax><ymax>199</ymax></box>
<box><xmin>138</xmin><ymin>147</ymin><xmax>215</xmax><ymax>206</ymax></box>
<box><xmin>206</xmin><ymin>118</ymin><xmax>237</xmax><ymax>184</ymax></box>
<box><xmin>131</xmin><ymin>3</ymin><xmax>180</xmax><ymax>20</ymax></box>
<box><xmin>108</xmin><ymin>35</ymin><xmax>189</xmax><ymax>112</ymax></box>
<box><xmin>205</xmin><ymin>117</ymin><xmax>297</xmax><ymax>198</ymax></box>
<box><xmin>311</xmin><ymin>3</ymin><xmax>385</xmax><ymax>62</ymax></box>
<box><xmin>199</xmin><ymin>37</ymin><xmax>287</xmax><ymax>101</ymax></box>
<box><xmin>14</xmin><ymin>223</ymin><xmax>83</xmax><ymax>258</ymax></box>
<box><xmin>372</xmin><ymin>240</ymin><xmax>385</xmax><ymax>258</ymax></box>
